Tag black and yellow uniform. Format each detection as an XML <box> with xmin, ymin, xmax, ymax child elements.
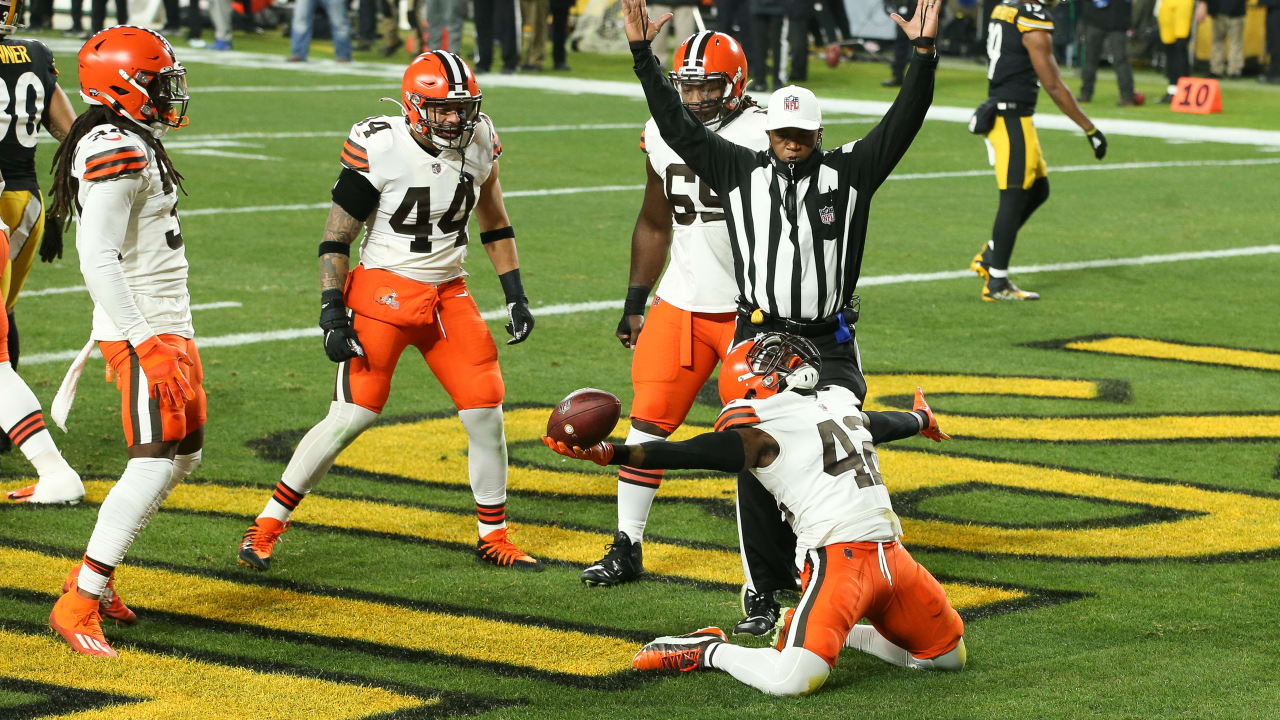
<box><xmin>0</xmin><ymin>36</ymin><xmax>57</xmax><ymax>315</ymax></box>
<box><xmin>984</xmin><ymin>1</ymin><xmax>1052</xmax><ymax>190</ymax></box>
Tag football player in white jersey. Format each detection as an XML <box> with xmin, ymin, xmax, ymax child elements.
<box><xmin>546</xmin><ymin>332</ymin><xmax>966</xmax><ymax>696</ymax></box>
<box><xmin>583</xmin><ymin>30</ymin><xmax>770</xmax><ymax>587</ymax></box>
<box><xmin>43</xmin><ymin>26</ymin><xmax>201</xmax><ymax>657</ymax></box>
<box><xmin>237</xmin><ymin>51</ymin><xmax>541</xmax><ymax>573</ymax></box>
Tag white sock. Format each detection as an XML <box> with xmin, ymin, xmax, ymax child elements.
<box><xmin>458</xmin><ymin>405</ymin><xmax>508</xmax><ymax>537</ymax></box>
<box><xmin>845</xmin><ymin>625</ymin><xmax>967</xmax><ymax>670</ymax></box>
<box><xmin>0</xmin><ymin>362</ymin><xmax>78</xmax><ymax>484</ymax></box>
<box><xmin>706</xmin><ymin>644</ymin><xmax>831</xmax><ymax>696</ymax></box>
<box><xmin>617</xmin><ymin>425</ymin><xmax>668</xmax><ymax>544</ymax></box>
<box><xmin>260</xmin><ymin>402</ymin><xmax>377</xmax><ymax>522</ymax></box>
<box><xmin>988</xmin><ymin>267</ymin><xmax>1009</xmax><ymax>279</ymax></box>
<box><xmin>79</xmin><ymin>457</ymin><xmax>174</xmax><ymax>595</ymax></box>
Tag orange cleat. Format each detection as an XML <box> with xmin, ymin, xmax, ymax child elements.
<box><xmin>238</xmin><ymin>517</ymin><xmax>290</xmax><ymax>571</ymax></box>
<box><xmin>914</xmin><ymin>387</ymin><xmax>951</xmax><ymax>443</ymax></box>
<box><xmin>49</xmin><ymin>590</ymin><xmax>118</xmax><ymax>658</ymax></box>
<box><xmin>476</xmin><ymin>527</ymin><xmax>542</xmax><ymax>571</ymax></box>
<box><xmin>64</xmin><ymin>564</ymin><xmax>137</xmax><ymax>625</ymax></box>
<box><xmin>632</xmin><ymin>627</ymin><xmax>727</xmax><ymax>672</ymax></box>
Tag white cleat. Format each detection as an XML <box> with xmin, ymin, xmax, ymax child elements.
<box><xmin>6</xmin><ymin>471</ymin><xmax>85</xmax><ymax>505</ymax></box>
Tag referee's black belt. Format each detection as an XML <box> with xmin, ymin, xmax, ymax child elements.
<box><xmin>735</xmin><ymin>302</ymin><xmax>859</xmax><ymax>338</ymax></box>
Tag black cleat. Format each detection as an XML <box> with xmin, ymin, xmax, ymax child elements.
<box><xmin>969</xmin><ymin>243</ymin><xmax>994</xmax><ymax>281</ymax></box>
<box><xmin>734</xmin><ymin>585</ymin><xmax>781</xmax><ymax>636</ymax></box>
<box><xmin>581</xmin><ymin>531</ymin><xmax>644</xmax><ymax>586</ymax></box>
<box><xmin>982</xmin><ymin>276</ymin><xmax>1040</xmax><ymax>302</ymax></box>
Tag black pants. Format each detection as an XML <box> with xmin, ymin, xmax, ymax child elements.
<box><xmin>90</xmin><ymin>0</ymin><xmax>128</xmax><ymax>33</ymax></box>
<box><xmin>1080</xmin><ymin>24</ymin><xmax>1135</xmax><ymax>100</ymax></box>
<box><xmin>1164</xmin><ymin>38</ymin><xmax>1190</xmax><ymax>86</ymax></box>
<box><xmin>1267</xmin><ymin>7</ymin><xmax>1280</xmax><ymax>80</ymax></box>
<box><xmin>27</xmin><ymin>0</ymin><xmax>53</xmax><ymax>28</ymax></box>
<box><xmin>474</xmin><ymin>0</ymin><xmax>519</xmax><ymax>72</ymax></box>
<box><xmin>715</xmin><ymin>0</ymin><xmax>754</xmax><ymax>63</ymax></box>
<box><xmin>550</xmin><ymin>0</ymin><xmax>572</xmax><ymax>67</ymax></box>
<box><xmin>889</xmin><ymin>5</ymin><xmax>914</xmax><ymax>82</ymax></box>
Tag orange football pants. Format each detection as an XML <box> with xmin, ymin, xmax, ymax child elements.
<box><xmin>99</xmin><ymin>335</ymin><xmax>207</xmax><ymax>447</ymax></box>
<box><xmin>630</xmin><ymin>297</ymin><xmax>737</xmax><ymax>433</ymax></box>
<box><xmin>776</xmin><ymin>541</ymin><xmax>964</xmax><ymax>667</ymax></box>
<box><xmin>335</xmin><ymin>277</ymin><xmax>504</xmax><ymax>413</ymax></box>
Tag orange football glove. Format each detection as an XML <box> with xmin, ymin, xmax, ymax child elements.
<box><xmin>135</xmin><ymin>336</ymin><xmax>195</xmax><ymax>409</ymax></box>
<box><xmin>541</xmin><ymin>436</ymin><xmax>615</xmax><ymax>466</ymax></box>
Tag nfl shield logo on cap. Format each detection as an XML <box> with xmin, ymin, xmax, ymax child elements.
<box><xmin>784</xmin><ymin>95</ymin><xmax>799</xmax><ymax>111</ymax></box>
<box><xmin>766</xmin><ymin>85</ymin><xmax>822</xmax><ymax>131</ymax></box>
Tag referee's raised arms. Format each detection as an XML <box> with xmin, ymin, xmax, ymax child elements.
<box><xmin>627</xmin><ymin>36</ymin><xmax>938</xmax><ymax>321</ymax></box>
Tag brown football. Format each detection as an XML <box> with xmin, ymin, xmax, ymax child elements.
<box><xmin>547</xmin><ymin>388</ymin><xmax>622</xmax><ymax>447</ymax></box>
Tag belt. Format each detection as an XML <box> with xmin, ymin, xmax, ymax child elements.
<box><xmin>735</xmin><ymin>300</ymin><xmax>859</xmax><ymax>338</ymax></box>
<box><xmin>995</xmin><ymin>101</ymin><xmax>1035</xmax><ymax>114</ymax></box>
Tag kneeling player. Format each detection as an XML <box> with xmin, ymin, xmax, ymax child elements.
<box><xmin>238</xmin><ymin>51</ymin><xmax>541</xmax><ymax>572</ymax></box>
<box><xmin>546</xmin><ymin>333</ymin><xmax>965</xmax><ymax>695</ymax></box>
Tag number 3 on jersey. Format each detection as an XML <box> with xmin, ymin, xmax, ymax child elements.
<box><xmin>388</xmin><ymin>182</ymin><xmax>476</xmax><ymax>254</ymax></box>
<box><xmin>817</xmin><ymin>417</ymin><xmax>882</xmax><ymax>488</ymax></box>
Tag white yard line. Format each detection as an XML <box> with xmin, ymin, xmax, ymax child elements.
<box><xmin>22</xmin><ymin>244</ymin><xmax>1279</xmax><ymax>367</ymax></box>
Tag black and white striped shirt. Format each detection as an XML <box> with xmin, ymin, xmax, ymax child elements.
<box><xmin>633</xmin><ymin>42</ymin><xmax>937</xmax><ymax>321</ymax></box>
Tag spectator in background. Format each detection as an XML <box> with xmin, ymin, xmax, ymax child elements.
<box><xmin>161</xmin><ymin>0</ymin><xmax>183</xmax><ymax>32</ymax></box>
<box><xmin>1198</xmin><ymin>0</ymin><xmax>1246</xmax><ymax>78</ymax></box>
<box><xmin>550</xmin><ymin>0</ymin><xmax>573</xmax><ymax>69</ymax></box>
<box><xmin>27</xmin><ymin>0</ymin><xmax>51</xmax><ymax>29</ymax></box>
<box><xmin>289</xmin><ymin>0</ymin><xmax>353</xmax><ymax>62</ymax></box>
<box><xmin>748</xmin><ymin>0</ymin><xmax>809</xmax><ymax>90</ymax></box>
<box><xmin>1156</xmin><ymin>0</ymin><xmax>1193</xmax><ymax>102</ymax></box>
<box><xmin>89</xmin><ymin>0</ymin><xmax>127</xmax><ymax>34</ymax></box>
<box><xmin>1078</xmin><ymin>0</ymin><xmax>1141</xmax><ymax>105</ymax></box>
<box><xmin>427</xmin><ymin>0</ymin><xmax>464</xmax><ymax>52</ymax></box>
<box><xmin>61</xmin><ymin>0</ymin><xmax>85</xmax><ymax>36</ymax></box>
<box><xmin>1263</xmin><ymin>0</ymin><xmax>1280</xmax><ymax>83</ymax></box>
<box><xmin>189</xmin><ymin>0</ymin><xmax>234</xmax><ymax>50</ymax></box>
<box><xmin>474</xmin><ymin>0</ymin><xmax>519</xmax><ymax>73</ymax></box>
<box><xmin>649</xmin><ymin>1</ymin><xmax>697</xmax><ymax>59</ymax></box>
<box><xmin>883</xmin><ymin>1</ymin><xmax>913</xmax><ymax>87</ymax></box>
<box><xmin>716</xmin><ymin>0</ymin><xmax>755</xmax><ymax>63</ymax></box>
<box><xmin>521</xmin><ymin>0</ymin><xmax>549</xmax><ymax>70</ymax></box>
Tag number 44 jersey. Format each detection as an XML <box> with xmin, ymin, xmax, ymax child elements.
<box><xmin>719</xmin><ymin>385</ymin><xmax>903</xmax><ymax>551</ymax></box>
<box><xmin>642</xmin><ymin>107</ymin><xmax>768</xmax><ymax>313</ymax></box>
<box><xmin>341</xmin><ymin>114</ymin><xmax>501</xmax><ymax>284</ymax></box>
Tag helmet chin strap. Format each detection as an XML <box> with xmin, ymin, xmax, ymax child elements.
<box><xmin>784</xmin><ymin>364</ymin><xmax>819</xmax><ymax>392</ymax></box>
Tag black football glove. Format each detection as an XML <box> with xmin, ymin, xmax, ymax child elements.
<box><xmin>319</xmin><ymin>289</ymin><xmax>364</xmax><ymax>363</ymax></box>
<box><xmin>505</xmin><ymin>298</ymin><xmax>534</xmax><ymax>345</ymax></box>
<box><xmin>39</xmin><ymin>217</ymin><xmax>63</xmax><ymax>263</ymax></box>
<box><xmin>616</xmin><ymin>285</ymin><xmax>650</xmax><ymax>348</ymax></box>
<box><xmin>1086</xmin><ymin>127</ymin><xmax>1107</xmax><ymax>160</ymax></box>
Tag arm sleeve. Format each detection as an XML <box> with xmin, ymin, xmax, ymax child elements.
<box><xmin>77</xmin><ymin>175</ymin><xmax>154</xmax><ymax>346</ymax></box>
<box><xmin>613</xmin><ymin>429</ymin><xmax>748</xmax><ymax>473</ymax></box>
<box><xmin>631</xmin><ymin>41</ymin><xmax>749</xmax><ymax>194</ymax></box>
<box><xmin>331</xmin><ymin>167</ymin><xmax>380</xmax><ymax>221</ymax></box>
<box><xmin>841</xmin><ymin>51</ymin><xmax>938</xmax><ymax>193</ymax></box>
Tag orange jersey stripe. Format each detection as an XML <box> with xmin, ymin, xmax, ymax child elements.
<box><xmin>84</xmin><ymin>160</ymin><xmax>148</xmax><ymax>181</ymax></box>
<box><xmin>342</xmin><ymin>141</ymin><xmax>368</xmax><ymax>161</ymax></box>
<box><xmin>85</xmin><ymin>148</ymin><xmax>146</xmax><ymax>169</ymax></box>
<box><xmin>340</xmin><ymin>151</ymin><xmax>370</xmax><ymax>171</ymax></box>
<box><xmin>714</xmin><ymin>408</ymin><xmax>761</xmax><ymax>432</ymax></box>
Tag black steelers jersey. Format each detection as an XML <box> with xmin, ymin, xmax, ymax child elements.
<box><xmin>985</xmin><ymin>1</ymin><xmax>1055</xmax><ymax>108</ymax></box>
<box><xmin>0</xmin><ymin>37</ymin><xmax>59</xmax><ymax>192</ymax></box>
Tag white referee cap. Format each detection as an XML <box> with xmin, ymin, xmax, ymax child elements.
<box><xmin>765</xmin><ymin>86</ymin><xmax>822</xmax><ymax>131</ymax></box>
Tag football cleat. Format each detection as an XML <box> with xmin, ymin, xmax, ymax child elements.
<box><xmin>913</xmin><ymin>387</ymin><xmax>951</xmax><ymax>443</ymax></box>
<box><xmin>6</xmin><ymin>472</ymin><xmax>86</xmax><ymax>505</ymax></box>
<box><xmin>49</xmin><ymin>590</ymin><xmax>118</xmax><ymax>658</ymax></box>
<box><xmin>632</xmin><ymin>627</ymin><xmax>727</xmax><ymax>672</ymax></box>
<box><xmin>982</xmin><ymin>277</ymin><xmax>1040</xmax><ymax>302</ymax></box>
<box><xmin>969</xmin><ymin>243</ymin><xmax>993</xmax><ymax>280</ymax></box>
<box><xmin>581</xmin><ymin>530</ymin><xmax>644</xmax><ymax>586</ymax></box>
<box><xmin>734</xmin><ymin>585</ymin><xmax>781</xmax><ymax>637</ymax></box>
<box><xmin>476</xmin><ymin>528</ymin><xmax>543</xmax><ymax>571</ymax></box>
<box><xmin>64</xmin><ymin>565</ymin><xmax>136</xmax><ymax>625</ymax></box>
<box><xmin>238</xmin><ymin>517</ymin><xmax>290</xmax><ymax>571</ymax></box>
<box><xmin>771</xmin><ymin>606</ymin><xmax>795</xmax><ymax>650</ymax></box>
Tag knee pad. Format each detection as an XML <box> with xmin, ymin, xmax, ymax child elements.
<box><xmin>327</xmin><ymin>401</ymin><xmax>379</xmax><ymax>444</ymax></box>
<box><xmin>772</xmin><ymin>647</ymin><xmax>831</xmax><ymax>696</ymax></box>
<box><xmin>911</xmin><ymin>637</ymin><xmax>967</xmax><ymax>672</ymax></box>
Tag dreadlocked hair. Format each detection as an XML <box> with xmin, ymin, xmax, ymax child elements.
<box><xmin>48</xmin><ymin>105</ymin><xmax>186</xmax><ymax>232</ymax></box>
<box><xmin>739</xmin><ymin>95</ymin><xmax>760</xmax><ymax>110</ymax></box>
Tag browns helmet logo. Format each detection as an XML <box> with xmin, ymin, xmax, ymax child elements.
<box><xmin>374</xmin><ymin>287</ymin><xmax>400</xmax><ymax>310</ymax></box>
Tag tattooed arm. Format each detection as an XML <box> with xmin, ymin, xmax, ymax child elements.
<box><xmin>317</xmin><ymin>202</ymin><xmax>368</xmax><ymax>362</ymax></box>
<box><xmin>319</xmin><ymin>202</ymin><xmax>364</xmax><ymax>292</ymax></box>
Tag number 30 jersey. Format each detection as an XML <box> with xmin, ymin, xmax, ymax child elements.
<box><xmin>642</xmin><ymin>107</ymin><xmax>768</xmax><ymax>313</ymax></box>
<box><xmin>341</xmin><ymin>114</ymin><xmax>501</xmax><ymax>284</ymax></box>
<box><xmin>718</xmin><ymin>386</ymin><xmax>902</xmax><ymax>551</ymax></box>
<box><xmin>0</xmin><ymin>37</ymin><xmax>59</xmax><ymax>192</ymax></box>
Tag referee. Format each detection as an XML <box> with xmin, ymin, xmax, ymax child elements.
<box><xmin>622</xmin><ymin>0</ymin><xmax>942</xmax><ymax>633</ymax></box>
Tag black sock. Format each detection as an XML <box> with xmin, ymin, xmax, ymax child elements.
<box><xmin>866</xmin><ymin>411</ymin><xmax>923</xmax><ymax>444</ymax></box>
<box><xmin>990</xmin><ymin>188</ymin><xmax>1031</xmax><ymax>270</ymax></box>
<box><xmin>1020</xmin><ymin>177</ymin><xmax>1050</xmax><ymax>228</ymax></box>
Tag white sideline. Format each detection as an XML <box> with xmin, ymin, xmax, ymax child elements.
<box><xmin>21</xmin><ymin>245</ymin><xmax>1279</xmax><ymax>367</ymax></box>
<box><xmin>36</xmin><ymin>39</ymin><xmax>1280</xmax><ymax>147</ymax></box>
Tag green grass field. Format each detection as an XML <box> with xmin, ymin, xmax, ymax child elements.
<box><xmin>2</xmin><ymin>24</ymin><xmax>1279</xmax><ymax>719</ymax></box>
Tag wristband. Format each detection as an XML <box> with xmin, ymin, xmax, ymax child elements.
<box><xmin>912</xmin><ymin>36</ymin><xmax>935</xmax><ymax>48</ymax></box>
<box><xmin>499</xmin><ymin>269</ymin><xmax>526</xmax><ymax>304</ymax></box>
<box><xmin>319</xmin><ymin>241</ymin><xmax>350</xmax><ymax>257</ymax></box>
<box><xmin>480</xmin><ymin>226</ymin><xmax>515</xmax><ymax>245</ymax></box>
<box><xmin>321</xmin><ymin>288</ymin><xmax>346</xmax><ymax>307</ymax></box>
<box><xmin>623</xmin><ymin>285</ymin><xmax>650</xmax><ymax>316</ymax></box>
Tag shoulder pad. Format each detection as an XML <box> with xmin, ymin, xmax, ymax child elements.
<box><xmin>78</xmin><ymin>126</ymin><xmax>149</xmax><ymax>182</ymax></box>
<box><xmin>714</xmin><ymin>401</ymin><xmax>763</xmax><ymax>432</ymax></box>
<box><xmin>1018</xmin><ymin>4</ymin><xmax>1054</xmax><ymax>28</ymax></box>
<box><xmin>343</xmin><ymin>116</ymin><xmax>399</xmax><ymax>171</ymax></box>
<box><xmin>476</xmin><ymin>113</ymin><xmax>501</xmax><ymax>161</ymax></box>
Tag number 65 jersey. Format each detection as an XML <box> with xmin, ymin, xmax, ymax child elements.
<box><xmin>642</xmin><ymin>107</ymin><xmax>768</xmax><ymax>313</ymax></box>
<box><xmin>340</xmin><ymin>114</ymin><xmax>501</xmax><ymax>284</ymax></box>
<box><xmin>717</xmin><ymin>385</ymin><xmax>903</xmax><ymax>552</ymax></box>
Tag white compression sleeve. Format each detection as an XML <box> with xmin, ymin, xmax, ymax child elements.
<box><xmin>705</xmin><ymin>644</ymin><xmax>831</xmax><ymax>697</ymax></box>
<box><xmin>846</xmin><ymin>625</ymin><xmax>967</xmax><ymax>671</ymax></box>
<box><xmin>458</xmin><ymin>406</ymin><xmax>508</xmax><ymax>534</ymax></box>
<box><xmin>262</xmin><ymin>402</ymin><xmax>377</xmax><ymax>521</ymax></box>
<box><xmin>79</xmin><ymin>457</ymin><xmax>175</xmax><ymax>594</ymax></box>
<box><xmin>77</xmin><ymin>175</ymin><xmax>155</xmax><ymax>346</ymax></box>
<box><xmin>138</xmin><ymin>450</ymin><xmax>201</xmax><ymax>532</ymax></box>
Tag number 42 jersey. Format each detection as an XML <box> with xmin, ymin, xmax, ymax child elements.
<box><xmin>340</xmin><ymin>114</ymin><xmax>501</xmax><ymax>284</ymax></box>
<box><xmin>718</xmin><ymin>385</ymin><xmax>903</xmax><ymax>552</ymax></box>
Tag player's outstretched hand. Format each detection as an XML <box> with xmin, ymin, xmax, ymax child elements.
<box><xmin>506</xmin><ymin>298</ymin><xmax>535</xmax><ymax>345</ymax></box>
<box><xmin>319</xmin><ymin>289</ymin><xmax>365</xmax><ymax>362</ymax></box>
<box><xmin>892</xmin><ymin>0</ymin><xmax>941</xmax><ymax>44</ymax></box>
<box><xmin>541</xmin><ymin>436</ymin><xmax>615</xmax><ymax>466</ymax></box>
<box><xmin>621</xmin><ymin>0</ymin><xmax>672</xmax><ymax>44</ymax></box>
<box><xmin>1086</xmin><ymin>127</ymin><xmax>1107</xmax><ymax>160</ymax></box>
<box><xmin>136</xmin><ymin>335</ymin><xmax>195</xmax><ymax>410</ymax></box>
<box><xmin>616</xmin><ymin>313</ymin><xmax>645</xmax><ymax>349</ymax></box>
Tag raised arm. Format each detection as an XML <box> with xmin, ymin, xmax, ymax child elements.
<box><xmin>474</xmin><ymin>161</ymin><xmax>534</xmax><ymax>345</ymax></box>
<box><xmin>617</xmin><ymin>159</ymin><xmax>674</xmax><ymax>348</ymax></box>
<box><xmin>842</xmin><ymin>0</ymin><xmax>940</xmax><ymax>191</ymax></box>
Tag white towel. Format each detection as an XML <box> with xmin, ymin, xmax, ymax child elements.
<box><xmin>51</xmin><ymin>338</ymin><xmax>98</xmax><ymax>432</ymax></box>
